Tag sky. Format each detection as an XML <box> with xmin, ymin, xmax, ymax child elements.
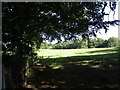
<box><xmin>96</xmin><ymin>2</ymin><xmax>118</xmax><ymax>40</ymax></box>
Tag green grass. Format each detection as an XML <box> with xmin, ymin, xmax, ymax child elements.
<box><xmin>37</xmin><ymin>47</ymin><xmax>117</xmax><ymax>58</ymax></box>
<box><xmin>35</xmin><ymin>47</ymin><xmax>119</xmax><ymax>69</ymax></box>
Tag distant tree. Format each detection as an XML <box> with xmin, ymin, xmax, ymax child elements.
<box><xmin>118</xmin><ymin>39</ymin><xmax>120</xmax><ymax>46</ymax></box>
<box><xmin>52</xmin><ymin>42</ymin><xmax>63</xmax><ymax>49</ymax></box>
<box><xmin>80</xmin><ymin>39</ymin><xmax>88</xmax><ymax>48</ymax></box>
<box><xmin>40</xmin><ymin>42</ymin><xmax>51</xmax><ymax>49</ymax></box>
<box><xmin>96</xmin><ymin>38</ymin><xmax>106</xmax><ymax>48</ymax></box>
<box><xmin>100</xmin><ymin>40</ymin><xmax>108</xmax><ymax>48</ymax></box>
<box><xmin>83</xmin><ymin>38</ymin><xmax>105</xmax><ymax>48</ymax></box>
<box><xmin>107</xmin><ymin>37</ymin><xmax>119</xmax><ymax>47</ymax></box>
<box><xmin>52</xmin><ymin>39</ymin><xmax>87</xmax><ymax>49</ymax></box>
<box><xmin>87</xmin><ymin>38</ymin><xmax>96</xmax><ymax>48</ymax></box>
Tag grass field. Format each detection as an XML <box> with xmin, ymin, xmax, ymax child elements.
<box><xmin>37</xmin><ymin>48</ymin><xmax>117</xmax><ymax>58</ymax></box>
<box><xmin>27</xmin><ymin>47</ymin><xmax>119</xmax><ymax>89</ymax></box>
<box><xmin>36</xmin><ymin>47</ymin><xmax>119</xmax><ymax>69</ymax></box>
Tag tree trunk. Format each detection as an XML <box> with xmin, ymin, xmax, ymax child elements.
<box><xmin>87</xmin><ymin>37</ymin><xmax>90</xmax><ymax>48</ymax></box>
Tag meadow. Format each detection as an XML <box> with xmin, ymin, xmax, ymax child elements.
<box><xmin>36</xmin><ymin>47</ymin><xmax>119</xmax><ymax>69</ymax></box>
<box><xmin>27</xmin><ymin>47</ymin><xmax>119</xmax><ymax>89</ymax></box>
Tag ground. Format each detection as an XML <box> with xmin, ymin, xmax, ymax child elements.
<box><xmin>25</xmin><ymin>47</ymin><xmax>120</xmax><ymax>89</ymax></box>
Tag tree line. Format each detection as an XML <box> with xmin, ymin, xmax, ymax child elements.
<box><xmin>40</xmin><ymin>37</ymin><xmax>120</xmax><ymax>49</ymax></box>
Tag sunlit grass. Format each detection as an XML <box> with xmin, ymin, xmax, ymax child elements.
<box><xmin>37</xmin><ymin>47</ymin><xmax>117</xmax><ymax>58</ymax></box>
<box><xmin>33</xmin><ymin>47</ymin><xmax>119</xmax><ymax>69</ymax></box>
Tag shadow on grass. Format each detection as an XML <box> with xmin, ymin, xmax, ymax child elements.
<box><xmin>27</xmin><ymin>49</ymin><xmax>120</xmax><ymax>89</ymax></box>
<box><xmin>75</xmin><ymin>47</ymin><xmax>118</xmax><ymax>54</ymax></box>
<box><xmin>86</xmin><ymin>47</ymin><xmax>118</xmax><ymax>54</ymax></box>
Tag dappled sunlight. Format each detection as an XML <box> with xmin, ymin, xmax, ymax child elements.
<box><xmin>27</xmin><ymin>47</ymin><xmax>119</xmax><ymax>89</ymax></box>
<box><xmin>90</xmin><ymin>65</ymin><xmax>101</xmax><ymax>69</ymax></box>
<box><xmin>81</xmin><ymin>63</ymin><xmax>89</xmax><ymax>66</ymax></box>
<box><xmin>39</xmin><ymin>85</ymin><xmax>59</xmax><ymax>88</ymax></box>
<box><xmin>51</xmin><ymin>65</ymin><xmax>63</xmax><ymax>69</ymax></box>
<box><xmin>68</xmin><ymin>60</ymin><xmax>105</xmax><ymax>69</ymax></box>
<box><xmin>29</xmin><ymin>60</ymin><xmax>119</xmax><ymax>89</ymax></box>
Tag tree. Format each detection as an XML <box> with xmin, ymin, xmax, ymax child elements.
<box><xmin>96</xmin><ymin>38</ymin><xmax>107</xmax><ymax>48</ymax></box>
<box><xmin>118</xmin><ymin>39</ymin><xmax>120</xmax><ymax>46</ymax></box>
<box><xmin>2</xmin><ymin>2</ymin><xmax>119</xmax><ymax>88</ymax></box>
<box><xmin>40</xmin><ymin>42</ymin><xmax>51</xmax><ymax>49</ymax></box>
<box><xmin>107</xmin><ymin>37</ymin><xmax>119</xmax><ymax>47</ymax></box>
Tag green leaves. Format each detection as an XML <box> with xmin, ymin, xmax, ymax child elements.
<box><xmin>107</xmin><ymin>37</ymin><xmax>119</xmax><ymax>47</ymax></box>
